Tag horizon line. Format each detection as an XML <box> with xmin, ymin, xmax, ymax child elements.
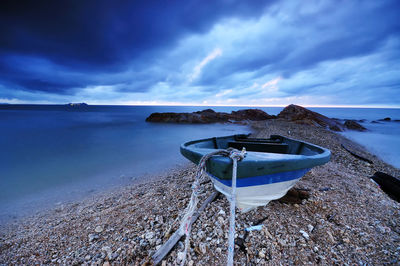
<box><xmin>1</xmin><ymin>102</ymin><xmax>400</xmax><ymax>109</ymax></box>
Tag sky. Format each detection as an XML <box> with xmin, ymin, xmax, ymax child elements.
<box><xmin>0</xmin><ymin>0</ymin><xmax>399</xmax><ymax>107</ymax></box>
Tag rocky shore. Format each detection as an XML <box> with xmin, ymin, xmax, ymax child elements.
<box><xmin>145</xmin><ymin>104</ymin><xmax>366</xmax><ymax>132</ymax></box>
<box><xmin>1</xmin><ymin>120</ymin><xmax>400</xmax><ymax>265</ymax></box>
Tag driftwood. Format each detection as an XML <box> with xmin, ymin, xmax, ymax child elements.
<box><xmin>341</xmin><ymin>144</ymin><xmax>373</xmax><ymax>164</ymax></box>
<box><xmin>278</xmin><ymin>188</ymin><xmax>310</xmax><ymax>204</ymax></box>
<box><xmin>371</xmin><ymin>172</ymin><xmax>400</xmax><ymax>202</ymax></box>
<box><xmin>152</xmin><ymin>191</ymin><xmax>220</xmax><ymax>265</ymax></box>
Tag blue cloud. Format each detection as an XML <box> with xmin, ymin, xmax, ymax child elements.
<box><xmin>0</xmin><ymin>0</ymin><xmax>399</xmax><ymax>106</ymax></box>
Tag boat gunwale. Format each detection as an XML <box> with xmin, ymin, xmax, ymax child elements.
<box><xmin>181</xmin><ymin>133</ymin><xmax>330</xmax><ymax>159</ymax></box>
<box><xmin>180</xmin><ymin>133</ymin><xmax>331</xmax><ymax>179</ymax></box>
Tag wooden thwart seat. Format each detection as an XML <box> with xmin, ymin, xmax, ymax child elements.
<box><xmin>228</xmin><ymin>141</ymin><xmax>289</xmax><ymax>154</ymax></box>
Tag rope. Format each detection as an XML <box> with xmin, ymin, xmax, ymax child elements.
<box><xmin>178</xmin><ymin>147</ymin><xmax>246</xmax><ymax>266</ymax></box>
<box><xmin>227</xmin><ymin>149</ymin><xmax>245</xmax><ymax>266</ymax></box>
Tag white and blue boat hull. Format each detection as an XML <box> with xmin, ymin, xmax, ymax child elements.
<box><xmin>209</xmin><ymin>168</ymin><xmax>310</xmax><ymax>212</ymax></box>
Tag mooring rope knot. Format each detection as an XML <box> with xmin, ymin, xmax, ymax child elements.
<box><xmin>228</xmin><ymin>147</ymin><xmax>246</xmax><ymax>161</ymax></box>
<box><xmin>178</xmin><ymin>147</ymin><xmax>246</xmax><ymax>266</ymax></box>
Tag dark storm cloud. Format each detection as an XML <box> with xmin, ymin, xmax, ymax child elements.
<box><xmin>0</xmin><ymin>0</ymin><xmax>271</xmax><ymax>68</ymax></box>
<box><xmin>0</xmin><ymin>0</ymin><xmax>399</xmax><ymax>106</ymax></box>
<box><xmin>0</xmin><ymin>0</ymin><xmax>275</xmax><ymax>95</ymax></box>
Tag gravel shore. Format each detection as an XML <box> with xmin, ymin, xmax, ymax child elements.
<box><xmin>1</xmin><ymin>120</ymin><xmax>399</xmax><ymax>265</ymax></box>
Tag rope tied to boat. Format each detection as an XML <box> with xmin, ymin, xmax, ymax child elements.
<box><xmin>227</xmin><ymin>148</ymin><xmax>245</xmax><ymax>266</ymax></box>
<box><xmin>178</xmin><ymin>147</ymin><xmax>246</xmax><ymax>266</ymax></box>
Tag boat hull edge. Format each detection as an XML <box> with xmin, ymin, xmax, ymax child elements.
<box><xmin>209</xmin><ymin>168</ymin><xmax>310</xmax><ymax>212</ymax></box>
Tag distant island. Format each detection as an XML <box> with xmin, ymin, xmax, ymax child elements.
<box><xmin>65</xmin><ymin>103</ymin><xmax>88</xmax><ymax>107</ymax></box>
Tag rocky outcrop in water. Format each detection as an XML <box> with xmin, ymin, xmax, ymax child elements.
<box><xmin>145</xmin><ymin>108</ymin><xmax>274</xmax><ymax>124</ymax></box>
<box><xmin>376</xmin><ymin>117</ymin><xmax>400</xmax><ymax>122</ymax></box>
<box><xmin>277</xmin><ymin>104</ymin><xmax>345</xmax><ymax>131</ymax></box>
<box><xmin>146</xmin><ymin>104</ymin><xmax>368</xmax><ymax>131</ymax></box>
<box><xmin>344</xmin><ymin>120</ymin><xmax>367</xmax><ymax>131</ymax></box>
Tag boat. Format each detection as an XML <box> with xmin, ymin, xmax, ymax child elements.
<box><xmin>180</xmin><ymin>134</ymin><xmax>331</xmax><ymax>212</ymax></box>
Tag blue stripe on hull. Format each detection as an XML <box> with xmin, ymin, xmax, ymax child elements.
<box><xmin>208</xmin><ymin>168</ymin><xmax>310</xmax><ymax>188</ymax></box>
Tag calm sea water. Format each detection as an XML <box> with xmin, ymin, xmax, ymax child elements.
<box><xmin>307</xmin><ymin>107</ymin><xmax>400</xmax><ymax>169</ymax></box>
<box><xmin>0</xmin><ymin>105</ymin><xmax>399</xmax><ymax>222</ymax></box>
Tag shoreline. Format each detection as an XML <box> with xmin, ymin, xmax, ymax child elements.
<box><xmin>340</xmin><ymin>121</ymin><xmax>400</xmax><ymax>169</ymax></box>
<box><xmin>0</xmin><ymin>160</ymin><xmax>193</xmax><ymax>226</ymax></box>
<box><xmin>1</xmin><ymin>120</ymin><xmax>400</xmax><ymax>265</ymax></box>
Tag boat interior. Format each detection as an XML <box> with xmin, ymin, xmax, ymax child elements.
<box><xmin>210</xmin><ymin>135</ymin><xmax>321</xmax><ymax>155</ymax></box>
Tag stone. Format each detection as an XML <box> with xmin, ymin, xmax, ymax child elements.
<box><xmin>110</xmin><ymin>252</ymin><xmax>119</xmax><ymax>260</ymax></box>
<box><xmin>299</xmin><ymin>230</ymin><xmax>310</xmax><ymax>240</ymax></box>
<box><xmin>262</xmin><ymin>227</ymin><xmax>273</xmax><ymax>239</ymax></box>
<box><xmin>177</xmin><ymin>251</ymin><xmax>185</xmax><ymax>262</ymax></box>
<box><xmin>155</xmin><ymin>216</ymin><xmax>163</xmax><ymax>224</ymax></box>
<box><xmin>307</xmin><ymin>224</ymin><xmax>314</xmax><ymax>232</ymax></box>
<box><xmin>197</xmin><ymin>230</ymin><xmax>205</xmax><ymax>239</ymax></box>
<box><xmin>101</xmin><ymin>246</ymin><xmax>112</xmax><ymax>260</ymax></box>
<box><xmin>199</xmin><ymin>243</ymin><xmax>207</xmax><ymax>254</ymax></box>
<box><xmin>377</xmin><ymin>225</ymin><xmax>391</xmax><ymax>234</ymax></box>
<box><xmin>84</xmin><ymin>255</ymin><xmax>91</xmax><ymax>261</ymax></box>
<box><xmin>95</xmin><ymin>226</ymin><xmax>104</xmax><ymax>233</ymax></box>
<box><xmin>88</xmin><ymin>234</ymin><xmax>99</xmax><ymax>242</ymax></box>
<box><xmin>326</xmin><ymin>231</ymin><xmax>335</xmax><ymax>242</ymax></box>
<box><xmin>258</xmin><ymin>248</ymin><xmax>266</xmax><ymax>258</ymax></box>
<box><xmin>218</xmin><ymin>209</ymin><xmax>226</xmax><ymax>216</ymax></box>
<box><xmin>139</xmin><ymin>238</ymin><xmax>148</xmax><ymax>247</ymax></box>
<box><xmin>145</xmin><ymin>231</ymin><xmax>155</xmax><ymax>240</ymax></box>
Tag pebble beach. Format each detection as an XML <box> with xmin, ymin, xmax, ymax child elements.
<box><xmin>1</xmin><ymin>120</ymin><xmax>399</xmax><ymax>265</ymax></box>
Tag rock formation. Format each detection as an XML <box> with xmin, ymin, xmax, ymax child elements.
<box><xmin>146</xmin><ymin>108</ymin><xmax>274</xmax><ymax>124</ymax></box>
<box><xmin>344</xmin><ymin>120</ymin><xmax>367</xmax><ymax>131</ymax></box>
<box><xmin>146</xmin><ymin>104</ymin><xmax>368</xmax><ymax>132</ymax></box>
<box><xmin>277</xmin><ymin>104</ymin><xmax>345</xmax><ymax>131</ymax></box>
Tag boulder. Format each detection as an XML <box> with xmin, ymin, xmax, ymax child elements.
<box><xmin>370</xmin><ymin>172</ymin><xmax>400</xmax><ymax>202</ymax></box>
<box><xmin>344</xmin><ymin>120</ymin><xmax>367</xmax><ymax>131</ymax></box>
<box><xmin>230</xmin><ymin>109</ymin><xmax>275</xmax><ymax>121</ymax></box>
<box><xmin>277</xmin><ymin>104</ymin><xmax>345</xmax><ymax>131</ymax></box>
<box><xmin>378</xmin><ymin>117</ymin><xmax>391</xmax><ymax>121</ymax></box>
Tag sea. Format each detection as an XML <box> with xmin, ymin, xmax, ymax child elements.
<box><xmin>0</xmin><ymin>105</ymin><xmax>399</xmax><ymax>223</ymax></box>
